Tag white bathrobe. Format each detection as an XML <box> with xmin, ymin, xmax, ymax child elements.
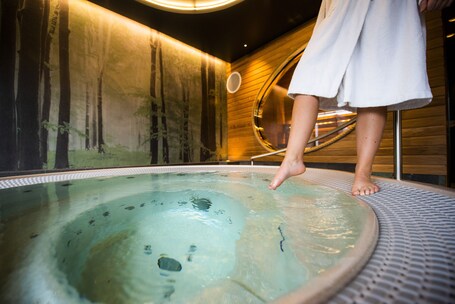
<box><xmin>287</xmin><ymin>0</ymin><xmax>432</xmax><ymax>111</ymax></box>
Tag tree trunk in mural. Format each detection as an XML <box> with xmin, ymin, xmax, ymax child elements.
<box><xmin>180</xmin><ymin>85</ymin><xmax>191</xmax><ymax>162</ymax></box>
<box><xmin>207</xmin><ymin>58</ymin><xmax>217</xmax><ymax>153</ymax></box>
<box><xmin>200</xmin><ymin>54</ymin><xmax>208</xmax><ymax>161</ymax></box>
<box><xmin>0</xmin><ymin>0</ymin><xmax>19</xmax><ymax>171</ymax></box>
<box><xmin>16</xmin><ymin>0</ymin><xmax>44</xmax><ymax>170</ymax></box>
<box><xmin>97</xmin><ymin>69</ymin><xmax>106</xmax><ymax>154</ymax></box>
<box><xmin>83</xmin><ymin>21</ymin><xmax>97</xmax><ymax>150</ymax></box>
<box><xmin>93</xmin><ymin>15</ymin><xmax>113</xmax><ymax>154</ymax></box>
<box><xmin>85</xmin><ymin>84</ymin><xmax>90</xmax><ymax>150</ymax></box>
<box><xmin>55</xmin><ymin>0</ymin><xmax>71</xmax><ymax>169</ymax></box>
<box><xmin>39</xmin><ymin>0</ymin><xmax>49</xmax><ymax>77</ymax></box>
<box><xmin>91</xmin><ymin>97</ymin><xmax>98</xmax><ymax>148</ymax></box>
<box><xmin>158</xmin><ymin>38</ymin><xmax>169</xmax><ymax>163</ymax></box>
<box><xmin>200</xmin><ymin>54</ymin><xmax>216</xmax><ymax>161</ymax></box>
<box><xmin>40</xmin><ymin>3</ymin><xmax>59</xmax><ymax>166</ymax></box>
<box><xmin>149</xmin><ymin>31</ymin><xmax>159</xmax><ymax>164</ymax></box>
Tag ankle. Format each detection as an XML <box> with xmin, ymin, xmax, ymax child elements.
<box><xmin>355</xmin><ymin>165</ymin><xmax>372</xmax><ymax>178</ymax></box>
<box><xmin>282</xmin><ymin>155</ymin><xmax>304</xmax><ymax>165</ymax></box>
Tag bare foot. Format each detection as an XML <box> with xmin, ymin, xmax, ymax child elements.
<box><xmin>269</xmin><ymin>160</ymin><xmax>306</xmax><ymax>190</ymax></box>
<box><xmin>351</xmin><ymin>173</ymin><xmax>380</xmax><ymax>196</ymax></box>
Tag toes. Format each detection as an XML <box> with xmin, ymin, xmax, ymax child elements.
<box><xmin>366</xmin><ymin>187</ymin><xmax>378</xmax><ymax>195</ymax></box>
<box><xmin>352</xmin><ymin>184</ymin><xmax>379</xmax><ymax>196</ymax></box>
<box><xmin>362</xmin><ymin>187</ymin><xmax>372</xmax><ymax>196</ymax></box>
<box><xmin>268</xmin><ymin>179</ymin><xmax>280</xmax><ymax>190</ymax></box>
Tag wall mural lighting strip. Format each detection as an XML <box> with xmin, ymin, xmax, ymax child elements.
<box><xmin>138</xmin><ymin>0</ymin><xmax>243</xmax><ymax>13</ymax></box>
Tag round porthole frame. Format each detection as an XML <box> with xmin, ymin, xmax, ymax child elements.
<box><xmin>252</xmin><ymin>45</ymin><xmax>306</xmax><ymax>155</ymax></box>
<box><xmin>252</xmin><ymin>44</ymin><xmax>357</xmax><ymax>155</ymax></box>
<box><xmin>226</xmin><ymin>71</ymin><xmax>242</xmax><ymax>94</ymax></box>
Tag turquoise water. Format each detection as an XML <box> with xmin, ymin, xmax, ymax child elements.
<box><xmin>0</xmin><ymin>170</ymin><xmax>372</xmax><ymax>303</ymax></box>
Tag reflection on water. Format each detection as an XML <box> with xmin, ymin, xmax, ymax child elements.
<box><xmin>0</xmin><ymin>171</ymin><xmax>371</xmax><ymax>303</ymax></box>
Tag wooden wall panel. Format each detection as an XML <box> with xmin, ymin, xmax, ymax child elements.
<box><xmin>227</xmin><ymin>11</ymin><xmax>447</xmax><ymax>179</ymax></box>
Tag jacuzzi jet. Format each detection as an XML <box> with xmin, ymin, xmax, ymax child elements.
<box><xmin>187</xmin><ymin>244</ymin><xmax>197</xmax><ymax>261</ymax></box>
<box><xmin>163</xmin><ymin>285</ymin><xmax>176</xmax><ymax>299</ymax></box>
<box><xmin>158</xmin><ymin>257</ymin><xmax>183</xmax><ymax>272</ymax></box>
<box><xmin>144</xmin><ymin>245</ymin><xmax>152</xmax><ymax>255</ymax></box>
<box><xmin>191</xmin><ymin>197</ymin><xmax>212</xmax><ymax>211</ymax></box>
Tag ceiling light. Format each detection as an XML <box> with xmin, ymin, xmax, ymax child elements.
<box><xmin>137</xmin><ymin>0</ymin><xmax>244</xmax><ymax>14</ymax></box>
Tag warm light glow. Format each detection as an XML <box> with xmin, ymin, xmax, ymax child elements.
<box><xmin>75</xmin><ymin>0</ymin><xmax>226</xmax><ymax>64</ymax></box>
<box><xmin>449</xmin><ymin>18</ymin><xmax>455</xmax><ymax>22</ymax></box>
<box><xmin>316</xmin><ymin>119</ymin><xmax>351</xmax><ymax>126</ymax></box>
<box><xmin>137</xmin><ymin>0</ymin><xmax>243</xmax><ymax>13</ymax></box>
<box><xmin>317</xmin><ymin>110</ymin><xmax>353</xmax><ymax>118</ymax></box>
<box><xmin>75</xmin><ymin>0</ymin><xmax>151</xmax><ymax>36</ymax></box>
<box><xmin>447</xmin><ymin>33</ymin><xmax>455</xmax><ymax>39</ymax></box>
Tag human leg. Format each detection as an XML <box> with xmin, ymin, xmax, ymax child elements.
<box><xmin>352</xmin><ymin>106</ymin><xmax>387</xmax><ymax>196</ymax></box>
<box><xmin>269</xmin><ymin>95</ymin><xmax>319</xmax><ymax>190</ymax></box>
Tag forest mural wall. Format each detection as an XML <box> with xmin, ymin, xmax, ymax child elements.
<box><xmin>0</xmin><ymin>0</ymin><xmax>228</xmax><ymax>174</ymax></box>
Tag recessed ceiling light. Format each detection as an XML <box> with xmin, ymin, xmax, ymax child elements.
<box><xmin>137</xmin><ymin>0</ymin><xmax>243</xmax><ymax>14</ymax></box>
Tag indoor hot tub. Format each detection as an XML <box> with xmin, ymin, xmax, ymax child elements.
<box><xmin>0</xmin><ymin>166</ymin><xmax>378</xmax><ymax>303</ymax></box>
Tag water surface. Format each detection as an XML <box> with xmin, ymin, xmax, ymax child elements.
<box><xmin>0</xmin><ymin>170</ymin><xmax>373</xmax><ymax>303</ymax></box>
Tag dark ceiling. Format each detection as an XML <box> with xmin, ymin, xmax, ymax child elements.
<box><xmin>88</xmin><ymin>0</ymin><xmax>322</xmax><ymax>62</ymax></box>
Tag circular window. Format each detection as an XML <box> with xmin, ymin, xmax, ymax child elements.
<box><xmin>226</xmin><ymin>72</ymin><xmax>242</xmax><ymax>93</ymax></box>
<box><xmin>253</xmin><ymin>48</ymin><xmax>357</xmax><ymax>155</ymax></box>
